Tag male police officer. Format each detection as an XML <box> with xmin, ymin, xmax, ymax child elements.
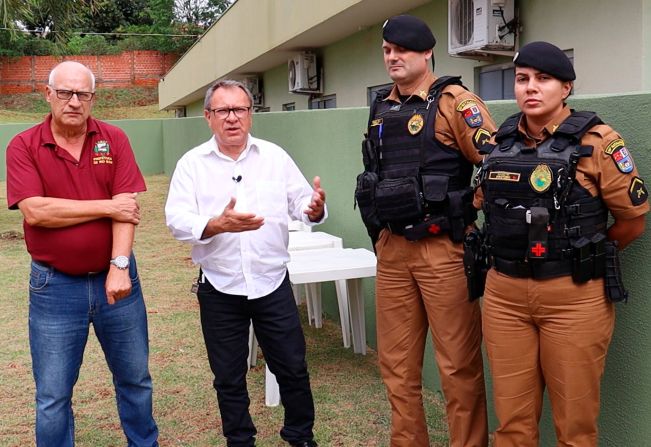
<box><xmin>355</xmin><ymin>15</ymin><xmax>495</xmax><ymax>447</ymax></box>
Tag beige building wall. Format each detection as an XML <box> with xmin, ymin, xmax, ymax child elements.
<box><xmin>165</xmin><ymin>0</ymin><xmax>651</xmax><ymax>115</ymax></box>
<box><xmin>518</xmin><ymin>0</ymin><xmax>646</xmax><ymax>95</ymax></box>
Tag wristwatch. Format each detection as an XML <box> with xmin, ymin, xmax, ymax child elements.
<box><xmin>110</xmin><ymin>255</ymin><xmax>130</xmax><ymax>270</ymax></box>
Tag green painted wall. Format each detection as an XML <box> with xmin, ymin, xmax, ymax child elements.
<box><xmin>0</xmin><ymin>119</ymin><xmax>166</xmax><ymax>181</ymax></box>
<box><xmin>2</xmin><ymin>93</ymin><xmax>651</xmax><ymax>444</ymax></box>
<box><xmin>246</xmin><ymin>94</ymin><xmax>651</xmax><ymax>446</ymax></box>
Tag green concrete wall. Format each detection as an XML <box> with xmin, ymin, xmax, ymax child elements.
<box><xmin>2</xmin><ymin>93</ymin><xmax>651</xmax><ymax>444</ymax></box>
<box><xmin>0</xmin><ymin>119</ymin><xmax>166</xmax><ymax>181</ymax></box>
<box><xmin>245</xmin><ymin>94</ymin><xmax>651</xmax><ymax>446</ymax></box>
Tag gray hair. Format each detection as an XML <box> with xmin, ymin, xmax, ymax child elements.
<box><xmin>203</xmin><ymin>79</ymin><xmax>253</xmax><ymax>110</ymax></box>
<box><xmin>48</xmin><ymin>61</ymin><xmax>96</xmax><ymax>90</ymax></box>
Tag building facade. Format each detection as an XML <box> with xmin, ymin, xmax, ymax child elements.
<box><xmin>159</xmin><ymin>0</ymin><xmax>651</xmax><ymax>115</ymax></box>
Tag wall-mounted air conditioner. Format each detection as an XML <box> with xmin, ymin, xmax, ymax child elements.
<box><xmin>448</xmin><ymin>0</ymin><xmax>516</xmax><ymax>56</ymax></box>
<box><xmin>288</xmin><ymin>51</ymin><xmax>321</xmax><ymax>93</ymax></box>
<box><xmin>242</xmin><ymin>76</ymin><xmax>264</xmax><ymax>106</ymax></box>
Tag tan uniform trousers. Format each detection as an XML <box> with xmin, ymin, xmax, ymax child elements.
<box><xmin>375</xmin><ymin>230</ymin><xmax>488</xmax><ymax>447</ymax></box>
<box><xmin>483</xmin><ymin>269</ymin><xmax>615</xmax><ymax>447</ymax></box>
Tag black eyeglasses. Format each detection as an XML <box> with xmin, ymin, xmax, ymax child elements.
<box><xmin>50</xmin><ymin>88</ymin><xmax>95</xmax><ymax>102</ymax></box>
<box><xmin>208</xmin><ymin>106</ymin><xmax>251</xmax><ymax>119</ymax></box>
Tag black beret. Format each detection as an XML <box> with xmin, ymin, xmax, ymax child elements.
<box><xmin>382</xmin><ymin>15</ymin><xmax>436</xmax><ymax>52</ymax></box>
<box><xmin>513</xmin><ymin>41</ymin><xmax>576</xmax><ymax>81</ymax></box>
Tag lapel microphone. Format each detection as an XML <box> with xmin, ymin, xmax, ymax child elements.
<box><xmin>232</xmin><ymin>175</ymin><xmax>242</xmax><ymax>183</ymax></box>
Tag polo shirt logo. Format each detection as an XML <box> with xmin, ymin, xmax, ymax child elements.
<box><xmin>92</xmin><ymin>140</ymin><xmax>113</xmax><ymax>165</ymax></box>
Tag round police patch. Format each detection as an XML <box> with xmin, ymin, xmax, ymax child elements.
<box><xmin>408</xmin><ymin>113</ymin><xmax>424</xmax><ymax>135</ymax></box>
<box><xmin>530</xmin><ymin>164</ymin><xmax>553</xmax><ymax>193</ymax></box>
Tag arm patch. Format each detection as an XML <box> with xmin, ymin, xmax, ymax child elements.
<box><xmin>629</xmin><ymin>177</ymin><xmax>648</xmax><ymax>206</ymax></box>
<box><xmin>473</xmin><ymin>128</ymin><xmax>492</xmax><ymax>149</ymax></box>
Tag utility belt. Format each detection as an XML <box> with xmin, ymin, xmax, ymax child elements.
<box><xmin>490</xmin><ymin>236</ymin><xmax>628</xmax><ymax>302</ymax></box>
<box><xmin>386</xmin><ymin>214</ymin><xmax>451</xmax><ymax>241</ymax></box>
<box><xmin>354</xmin><ymin>172</ymin><xmax>475</xmax><ymax>243</ymax></box>
<box><xmin>492</xmin><ymin>231</ymin><xmax>605</xmax><ymax>281</ymax></box>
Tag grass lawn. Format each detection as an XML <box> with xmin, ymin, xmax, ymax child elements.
<box><xmin>0</xmin><ymin>175</ymin><xmax>449</xmax><ymax>446</ymax></box>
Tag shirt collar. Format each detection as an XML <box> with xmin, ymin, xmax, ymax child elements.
<box><xmin>40</xmin><ymin>114</ymin><xmax>99</xmax><ymax>148</ymax></box>
<box><xmin>200</xmin><ymin>134</ymin><xmax>259</xmax><ymax>160</ymax></box>
<box><xmin>518</xmin><ymin>105</ymin><xmax>572</xmax><ymax>144</ymax></box>
<box><xmin>385</xmin><ymin>72</ymin><xmax>436</xmax><ymax>103</ymax></box>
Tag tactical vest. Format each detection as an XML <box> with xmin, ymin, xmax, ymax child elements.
<box><xmin>480</xmin><ymin>111</ymin><xmax>609</xmax><ymax>279</ymax></box>
<box><xmin>358</xmin><ymin>76</ymin><xmax>476</xmax><ymax>242</ymax></box>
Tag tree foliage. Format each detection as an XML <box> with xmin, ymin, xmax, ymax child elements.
<box><xmin>0</xmin><ymin>0</ymin><xmax>233</xmax><ymax>55</ymax></box>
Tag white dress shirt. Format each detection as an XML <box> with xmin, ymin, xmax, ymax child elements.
<box><xmin>165</xmin><ymin>134</ymin><xmax>327</xmax><ymax>299</ymax></box>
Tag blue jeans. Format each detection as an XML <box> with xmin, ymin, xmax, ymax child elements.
<box><xmin>28</xmin><ymin>256</ymin><xmax>158</xmax><ymax>447</ymax></box>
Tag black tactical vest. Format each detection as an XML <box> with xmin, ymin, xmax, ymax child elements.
<box><xmin>361</xmin><ymin>76</ymin><xmax>476</xmax><ymax>238</ymax></box>
<box><xmin>480</xmin><ymin>111</ymin><xmax>609</xmax><ymax>278</ymax></box>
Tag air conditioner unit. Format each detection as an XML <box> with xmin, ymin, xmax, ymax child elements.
<box><xmin>242</xmin><ymin>76</ymin><xmax>264</xmax><ymax>106</ymax></box>
<box><xmin>288</xmin><ymin>52</ymin><xmax>321</xmax><ymax>93</ymax></box>
<box><xmin>448</xmin><ymin>0</ymin><xmax>515</xmax><ymax>56</ymax></box>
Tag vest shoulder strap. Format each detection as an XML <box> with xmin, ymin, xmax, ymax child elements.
<box><xmin>367</xmin><ymin>86</ymin><xmax>393</xmax><ymax>129</ymax></box>
<box><xmin>550</xmin><ymin>111</ymin><xmax>603</xmax><ymax>153</ymax></box>
<box><xmin>429</xmin><ymin>75</ymin><xmax>464</xmax><ymax>96</ymax></box>
<box><xmin>554</xmin><ymin>110</ymin><xmax>603</xmax><ymax>140</ymax></box>
<box><xmin>494</xmin><ymin>112</ymin><xmax>522</xmax><ymax>142</ymax></box>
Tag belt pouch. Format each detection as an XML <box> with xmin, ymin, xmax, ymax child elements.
<box><xmin>571</xmin><ymin>236</ymin><xmax>593</xmax><ymax>283</ymax></box>
<box><xmin>375</xmin><ymin>177</ymin><xmax>423</xmax><ymax>223</ymax></box>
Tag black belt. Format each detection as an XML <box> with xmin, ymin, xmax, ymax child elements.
<box><xmin>492</xmin><ymin>257</ymin><xmax>573</xmax><ymax>279</ymax></box>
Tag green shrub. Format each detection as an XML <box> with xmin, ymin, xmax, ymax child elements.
<box><xmin>22</xmin><ymin>37</ymin><xmax>66</xmax><ymax>56</ymax></box>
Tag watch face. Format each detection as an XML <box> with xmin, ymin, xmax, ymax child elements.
<box><xmin>111</xmin><ymin>256</ymin><xmax>129</xmax><ymax>269</ymax></box>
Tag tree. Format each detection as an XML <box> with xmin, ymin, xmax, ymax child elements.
<box><xmin>6</xmin><ymin>0</ymin><xmax>97</xmax><ymax>41</ymax></box>
<box><xmin>0</xmin><ymin>0</ymin><xmax>32</xmax><ymax>29</ymax></box>
<box><xmin>79</xmin><ymin>0</ymin><xmax>151</xmax><ymax>35</ymax></box>
<box><xmin>174</xmin><ymin>0</ymin><xmax>232</xmax><ymax>29</ymax></box>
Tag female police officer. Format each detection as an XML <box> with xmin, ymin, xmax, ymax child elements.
<box><xmin>474</xmin><ymin>41</ymin><xmax>648</xmax><ymax>445</ymax></box>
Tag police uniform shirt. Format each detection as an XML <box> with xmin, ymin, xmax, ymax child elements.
<box><xmin>474</xmin><ymin>105</ymin><xmax>650</xmax><ymax>219</ymax></box>
<box><xmin>384</xmin><ymin>71</ymin><xmax>497</xmax><ymax>165</ymax></box>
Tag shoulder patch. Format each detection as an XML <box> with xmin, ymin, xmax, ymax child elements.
<box><xmin>457</xmin><ymin>99</ymin><xmax>483</xmax><ymax>128</ymax></box>
<box><xmin>473</xmin><ymin>128</ymin><xmax>492</xmax><ymax>149</ymax></box>
<box><xmin>611</xmin><ymin>146</ymin><xmax>634</xmax><ymax>173</ymax></box>
<box><xmin>629</xmin><ymin>177</ymin><xmax>648</xmax><ymax>206</ymax></box>
<box><xmin>456</xmin><ymin>99</ymin><xmax>477</xmax><ymax>111</ymax></box>
<box><xmin>604</xmin><ymin>138</ymin><xmax>625</xmax><ymax>155</ymax></box>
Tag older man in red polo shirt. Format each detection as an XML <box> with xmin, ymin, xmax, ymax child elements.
<box><xmin>5</xmin><ymin>61</ymin><xmax>158</xmax><ymax>447</ymax></box>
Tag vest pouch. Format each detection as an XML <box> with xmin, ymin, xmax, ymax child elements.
<box><xmin>375</xmin><ymin>177</ymin><xmax>423</xmax><ymax>223</ymax></box>
<box><xmin>354</xmin><ymin>171</ymin><xmax>382</xmax><ymax>230</ymax></box>
<box><xmin>421</xmin><ymin>174</ymin><xmax>449</xmax><ymax>202</ymax></box>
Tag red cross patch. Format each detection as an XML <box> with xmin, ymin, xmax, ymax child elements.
<box><xmin>529</xmin><ymin>242</ymin><xmax>547</xmax><ymax>258</ymax></box>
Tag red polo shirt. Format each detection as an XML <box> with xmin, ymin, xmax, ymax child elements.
<box><xmin>6</xmin><ymin>114</ymin><xmax>146</xmax><ymax>275</ymax></box>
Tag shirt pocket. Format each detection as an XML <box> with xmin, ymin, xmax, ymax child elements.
<box><xmin>255</xmin><ymin>181</ymin><xmax>288</xmax><ymax>218</ymax></box>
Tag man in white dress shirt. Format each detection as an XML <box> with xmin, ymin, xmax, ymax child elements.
<box><xmin>165</xmin><ymin>80</ymin><xmax>325</xmax><ymax>447</ymax></box>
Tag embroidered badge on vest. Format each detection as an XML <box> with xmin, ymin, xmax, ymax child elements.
<box><xmin>629</xmin><ymin>177</ymin><xmax>648</xmax><ymax>206</ymax></box>
<box><xmin>408</xmin><ymin>113</ymin><xmax>424</xmax><ymax>135</ymax></box>
<box><xmin>456</xmin><ymin>99</ymin><xmax>483</xmax><ymax>128</ymax></box>
<box><xmin>529</xmin><ymin>164</ymin><xmax>552</xmax><ymax>193</ymax></box>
